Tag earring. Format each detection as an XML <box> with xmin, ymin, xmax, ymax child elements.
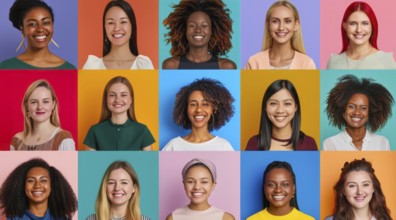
<box><xmin>16</xmin><ymin>35</ymin><xmax>25</xmax><ymax>52</ymax></box>
<box><xmin>51</xmin><ymin>38</ymin><xmax>60</xmax><ymax>48</ymax></box>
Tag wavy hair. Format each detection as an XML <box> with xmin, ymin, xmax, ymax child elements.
<box><xmin>9</xmin><ymin>0</ymin><xmax>54</xmax><ymax>30</ymax></box>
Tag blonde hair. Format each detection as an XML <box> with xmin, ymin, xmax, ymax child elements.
<box><xmin>22</xmin><ymin>80</ymin><xmax>60</xmax><ymax>137</ymax></box>
<box><xmin>262</xmin><ymin>0</ymin><xmax>306</xmax><ymax>54</ymax></box>
<box><xmin>96</xmin><ymin>161</ymin><xmax>141</xmax><ymax>220</ymax></box>
<box><xmin>99</xmin><ymin>76</ymin><xmax>137</xmax><ymax>123</ymax></box>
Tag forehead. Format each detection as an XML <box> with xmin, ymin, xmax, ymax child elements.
<box><xmin>268</xmin><ymin>88</ymin><xmax>294</xmax><ymax>101</ymax></box>
<box><xmin>347</xmin><ymin>11</ymin><xmax>370</xmax><ymax>21</ymax></box>
<box><xmin>109</xmin><ymin>168</ymin><xmax>132</xmax><ymax>179</ymax></box>
<box><xmin>24</xmin><ymin>7</ymin><xmax>52</xmax><ymax>20</ymax></box>
<box><xmin>270</xmin><ymin>6</ymin><xmax>295</xmax><ymax>18</ymax></box>
<box><xmin>266</xmin><ymin>167</ymin><xmax>293</xmax><ymax>180</ymax></box>
<box><xmin>188</xmin><ymin>90</ymin><xmax>208</xmax><ymax>100</ymax></box>
<box><xmin>345</xmin><ymin>170</ymin><xmax>371</xmax><ymax>182</ymax></box>
<box><xmin>109</xmin><ymin>82</ymin><xmax>130</xmax><ymax>92</ymax></box>
<box><xmin>105</xmin><ymin>6</ymin><xmax>128</xmax><ymax>19</ymax></box>
<box><xmin>187</xmin><ymin>11</ymin><xmax>211</xmax><ymax>22</ymax></box>
<box><xmin>30</xmin><ymin>86</ymin><xmax>52</xmax><ymax>98</ymax></box>
<box><xmin>27</xmin><ymin>167</ymin><xmax>50</xmax><ymax>177</ymax></box>
<box><xmin>347</xmin><ymin>93</ymin><xmax>369</xmax><ymax>104</ymax></box>
<box><xmin>185</xmin><ymin>165</ymin><xmax>212</xmax><ymax>177</ymax></box>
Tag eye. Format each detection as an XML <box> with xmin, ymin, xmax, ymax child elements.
<box><xmin>347</xmin><ymin>183</ymin><xmax>356</xmax><ymax>188</ymax></box>
<box><xmin>121</xmin><ymin>181</ymin><xmax>129</xmax><ymax>185</ymax></box>
<box><xmin>27</xmin><ymin>22</ymin><xmax>37</xmax><ymax>27</ymax></box>
<box><xmin>107</xmin><ymin>21</ymin><xmax>114</xmax><ymax>25</ymax></box>
<box><xmin>268</xmin><ymin>101</ymin><xmax>277</xmax><ymax>106</ymax></box>
<box><xmin>284</xmin><ymin>102</ymin><xmax>293</xmax><ymax>106</ymax></box>
<box><xmin>281</xmin><ymin>182</ymin><xmax>289</xmax><ymax>187</ymax></box>
<box><xmin>362</xmin><ymin>21</ymin><xmax>370</xmax><ymax>26</ymax></box>
<box><xmin>285</xmin><ymin>19</ymin><xmax>292</xmax><ymax>24</ymax></box>
<box><xmin>40</xmin><ymin>179</ymin><xmax>48</xmax><ymax>183</ymax></box>
<box><xmin>26</xmin><ymin>179</ymin><xmax>35</xmax><ymax>184</ymax></box>
<box><xmin>186</xmin><ymin>180</ymin><xmax>194</xmax><ymax>184</ymax></box>
<box><xmin>108</xmin><ymin>181</ymin><xmax>115</xmax><ymax>185</ymax></box>
<box><xmin>266</xmin><ymin>182</ymin><xmax>275</xmax><ymax>188</ymax></box>
<box><xmin>189</xmin><ymin>102</ymin><xmax>197</xmax><ymax>107</ymax></box>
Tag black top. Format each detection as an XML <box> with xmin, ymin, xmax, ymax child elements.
<box><xmin>178</xmin><ymin>55</ymin><xmax>219</xmax><ymax>69</ymax></box>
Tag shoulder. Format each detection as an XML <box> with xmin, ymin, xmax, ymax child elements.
<box><xmin>297</xmin><ymin>133</ymin><xmax>318</xmax><ymax>150</ymax></box>
<box><xmin>165</xmin><ymin>213</ymin><xmax>173</xmax><ymax>220</ymax></box>
<box><xmin>82</xmin><ymin>55</ymin><xmax>103</xmax><ymax>69</ymax></box>
<box><xmin>322</xmin><ymin>132</ymin><xmax>343</xmax><ymax>150</ymax></box>
<box><xmin>162</xmin><ymin>57</ymin><xmax>179</xmax><ymax>69</ymax></box>
<box><xmin>218</xmin><ymin>58</ymin><xmax>236</xmax><ymax>69</ymax></box>
<box><xmin>371</xmin><ymin>51</ymin><xmax>396</xmax><ymax>68</ymax></box>
<box><xmin>162</xmin><ymin>136</ymin><xmax>182</xmax><ymax>151</ymax></box>
<box><xmin>324</xmin><ymin>216</ymin><xmax>333</xmax><ymax>220</ymax></box>
<box><xmin>0</xmin><ymin>57</ymin><xmax>22</xmax><ymax>69</ymax></box>
<box><xmin>213</xmin><ymin>136</ymin><xmax>234</xmax><ymax>150</ymax></box>
<box><xmin>245</xmin><ymin>50</ymin><xmax>269</xmax><ymax>69</ymax></box>
<box><xmin>85</xmin><ymin>214</ymin><xmax>96</xmax><ymax>220</ymax></box>
<box><xmin>134</xmin><ymin>55</ymin><xmax>154</xmax><ymax>69</ymax></box>
<box><xmin>246</xmin><ymin>209</ymin><xmax>266</xmax><ymax>220</ymax></box>
<box><xmin>292</xmin><ymin>209</ymin><xmax>315</xmax><ymax>220</ymax></box>
<box><xmin>57</xmin><ymin>129</ymin><xmax>73</xmax><ymax>138</ymax></box>
<box><xmin>246</xmin><ymin>135</ymin><xmax>259</xmax><ymax>150</ymax></box>
<box><xmin>368</xmin><ymin>132</ymin><xmax>390</xmax><ymax>146</ymax></box>
<box><xmin>293</xmin><ymin>51</ymin><xmax>316</xmax><ymax>69</ymax></box>
<box><xmin>327</xmin><ymin>52</ymin><xmax>346</xmax><ymax>69</ymax></box>
<box><xmin>222</xmin><ymin>212</ymin><xmax>235</xmax><ymax>220</ymax></box>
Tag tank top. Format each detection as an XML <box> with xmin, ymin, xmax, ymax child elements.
<box><xmin>178</xmin><ymin>55</ymin><xmax>220</xmax><ymax>69</ymax></box>
<box><xmin>11</xmin><ymin>128</ymin><xmax>72</xmax><ymax>150</ymax></box>
<box><xmin>172</xmin><ymin>206</ymin><xmax>225</xmax><ymax>220</ymax></box>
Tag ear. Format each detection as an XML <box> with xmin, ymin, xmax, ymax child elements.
<box><xmin>342</xmin><ymin>22</ymin><xmax>347</xmax><ymax>31</ymax></box>
<box><xmin>294</xmin><ymin>20</ymin><xmax>300</xmax><ymax>32</ymax></box>
<box><xmin>131</xmin><ymin>183</ymin><xmax>136</xmax><ymax>193</ymax></box>
<box><xmin>211</xmin><ymin>182</ymin><xmax>217</xmax><ymax>192</ymax></box>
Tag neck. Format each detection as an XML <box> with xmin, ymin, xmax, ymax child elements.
<box><xmin>32</xmin><ymin>120</ymin><xmax>55</xmax><ymax>136</ymax></box>
<box><xmin>347</xmin><ymin>43</ymin><xmax>375</xmax><ymax>59</ymax></box>
<box><xmin>352</xmin><ymin>206</ymin><xmax>372</xmax><ymax>220</ymax></box>
<box><xmin>110</xmin><ymin>204</ymin><xmax>128</xmax><ymax>219</ymax></box>
<box><xmin>270</xmin><ymin>41</ymin><xmax>294</xmax><ymax>57</ymax></box>
<box><xmin>184</xmin><ymin>127</ymin><xmax>213</xmax><ymax>143</ymax></box>
<box><xmin>107</xmin><ymin>44</ymin><xmax>135</xmax><ymax>61</ymax></box>
<box><xmin>188</xmin><ymin>201</ymin><xmax>211</xmax><ymax>211</ymax></box>
<box><xmin>346</xmin><ymin>127</ymin><xmax>366</xmax><ymax>139</ymax></box>
<box><xmin>29</xmin><ymin>202</ymin><xmax>48</xmax><ymax>217</ymax></box>
<box><xmin>272</xmin><ymin>126</ymin><xmax>293</xmax><ymax>140</ymax></box>
<box><xmin>186</xmin><ymin>48</ymin><xmax>211</xmax><ymax>62</ymax></box>
<box><xmin>111</xmin><ymin>113</ymin><xmax>129</xmax><ymax>124</ymax></box>
<box><xmin>22</xmin><ymin>47</ymin><xmax>52</xmax><ymax>60</ymax></box>
<box><xmin>267</xmin><ymin>205</ymin><xmax>293</xmax><ymax>216</ymax></box>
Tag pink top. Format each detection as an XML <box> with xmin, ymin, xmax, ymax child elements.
<box><xmin>172</xmin><ymin>206</ymin><xmax>224</xmax><ymax>220</ymax></box>
<box><xmin>245</xmin><ymin>49</ymin><xmax>316</xmax><ymax>69</ymax></box>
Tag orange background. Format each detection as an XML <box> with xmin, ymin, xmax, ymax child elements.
<box><xmin>78</xmin><ymin>0</ymin><xmax>158</xmax><ymax>69</ymax></box>
<box><xmin>78</xmin><ymin>70</ymin><xmax>159</xmax><ymax>150</ymax></box>
<box><xmin>320</xmin><ymin>151</ymin><xmax>396</xmax><ymax>219</ymax></box>
<box><xmin>240</xmin><ymin>70</ymin><xmax>320</xmax><ymax>150</ymax></box>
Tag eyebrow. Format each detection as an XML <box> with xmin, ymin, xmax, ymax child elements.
<box><xmin>268</xmin><ymin>98</ymin><xmax>294</xmax><ymax>102</ymax></box>
<box><xmin>26</xmin><ymin>17</ymin><xmax>51</xmax><ymax>22</ymax></box>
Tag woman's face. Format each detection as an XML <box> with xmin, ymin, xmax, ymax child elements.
<box><xmin>25</xmin><ymin>167</ymin><xmax>51</xmax><ymax>205</ymax></box>
<box><xmin>187</xmin><ymin>90</ymin><xmax>214</xmax><ymax>130</ymax></box>
<box><xmin>106</xmin><ymin>168</ymin><xmax>135</xmax><ymax>207</ymax></box>
<box><xmin>186</xmin><ymin>11</ymin><xmax>212</xmax><ymax>48</ymax></box>
<box><xmin>27</xmin><ymin>87</ymin><xmax>55</xmax><ymax>124</ymax></box>
<box><xmin>343</xmin><ymin>11</ymin><xmax>372</xmax><ymax>47</ymax></box>
<box><xmin>264</xmin><ymin>168</ymin><xmax>295</xmax><ymax>211</ymax></box>
<box><xmin>343</xmin><ymin>93</ymin><xmax>369</xmax><ymax>129</ymax></box>
<box><xmin>266</xmin><ymin>88</ymin><xmax>297</xmax><ymax>130</ymax></box>
<box><xmin>183</xmin><ymin>165</ymin><xmax>215</xmax><ymax>205</ymax></box>
<box><xmin>268</xmin><ymin>6</ymin><xmax>298</xmax><ymax>45</ymax></box>
<box><xmin>343</xmin><ymin>170</ymin><xmax>374</xmax><ymax>210</ymax></box>
<box><xmin>21</xmin><ymin>7</ymin><xmax>53</xmax><ymax>50</ymax></box>
<box><xmin>105</xmin><ymin>6</ymin><xmax>132</xmax><ymax>48</ymax></box>
<box><xmin>107</xmin><ymin>82</ymin><xmax>132</xmax><ymax>115</ymax></box>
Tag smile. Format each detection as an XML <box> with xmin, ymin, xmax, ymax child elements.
<box><xmin>274</xmin><ymin>116</ymin><xmax>287</xmax><ymax>121</ymax></box>
<box><xmin>275</xmin><ymin>32</ymin><xmax>288</xmax><ymax>37</ymax></box>
<box><xmin>112</xmin><ymin>192</ymin><xmax>125</xmax><ymax>198</ymax></box>
<box><xmin>112</xmin><ymin>34</ymin><xmax>125</xmax><ymax>39</ymax></box>
<box><xmin>350</xmin><ymin>116</ymin><xmax>363</xmax><ymax>122</ymax></box>
<box><xmin>353</xmin><ymin>34</ymin><xmax>366</xmax><ymax>39</ymax></box>
<box><xmin>32</xmin><ymin>191</ymin><xmax>44</xmax><ymax>196</ymax></box>
<box><xmin>354</xmin><ymin>195</ymin><xmax>366</xmax><ymax>202</ymax></box>
<box><xmin>191</xmin><ymin>192</ymin><xmax>204</xmax><ymax>198</ymax></box>
<box><xmin>272</xmin><ymin>195</ymin><xmax>286</xmax><ymax>201</ymax></box>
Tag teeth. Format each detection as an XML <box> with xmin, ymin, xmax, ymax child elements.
<box><xmin>32</xmin><ymin>192</ymin><xmax>43</xmax><ymax>196</ymax></box>
<box><xmin>113</xmin><ymin>34</ymin><xmax>124</xmax><ymax>38</ymax></box>
<box><xmin>354</xmin><ymin>34</ymin><xmax>365</xmax><ymax>39</ymax></box>
<box><xmin>113</xmin><ymin>193</ymin><xmax>124</xmax><ymax>197</ymax></box>
<box><xmin>192</xmin><ymin>192</ymin><xmax>203</xmax><ymax>197</ymax></box>
<box><xmin>273</xmin><ymin>195</ymin><xmax>285</xmax><ymax>200</ymax></box>
<box><xmin>276</xmin><ymin>32</ymin><xmax>287</xmax><ymax>37</ymax></box>
<box><xmin>194</xmin><ymin>36</ymin><xmax>204</xmax><ymax>39</ymax></box>
<box><xmin>351</xmin><ymin>117</ymin><xmax>362</xmax><ymax>122</ymax></box>
<box><xmin>274</xmin><ymin>116</ymin><xmax>286</xmax><ymax>121</ymax></box>
<box><xmin>35</xmin><ymin>35</ymin><xmax>46</xmax><ymax>40</ymax></box>
<box><xmin>195</xmin><ymin>116</ymin><xmax>204</xmax><ymax>120</ymax></box>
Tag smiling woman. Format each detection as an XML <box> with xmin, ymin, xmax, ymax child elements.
<box><xmin>162</xmin><ymin>78</ymin><xmax>235</xmax><ymax>151</ymax></box>
<box><xmin>0</xmin><ymin>0</ymin><xmax>75</xmax><ymax>69</ymax></box>
<box><xmin>0</xmin><ymin>158</ymin><xmax>77</xmax><ymax>220</ymax></box>
<box><xmin>166</xmin><ymin>158</ymin><xmax>235</xmax><ymax>220</ymax></box>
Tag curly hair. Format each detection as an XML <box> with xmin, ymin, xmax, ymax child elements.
<box><xmin>326</xmin><ymin>74</ymin><xmax>393</xmax><ymax>132</ymax></box>
<box><xmin>0</xmin><ymin>158</ymin><xmax>77</xmax><ymax>219</ymax></box>
<box><xmin>262</xmin><ymin>161</ymin><xmax>299</xmax><ymax>210</ymax></box>
<box><xmin>9</xmin><ymin>0</ymin><xmax>54</xmax><ymax>30</ymax></box>
<box><xmin>332</xmin><ymin>159</ymin><xmax>392</xmax><ymax>220</ymax></box>
<box><xmin>173</xmin><ymin>78</ymin><xmax>234</xmax><ymax>131</ymax></box>
<box><xmin>163</xmin><ymin>0</ymin><xmax>233</xmax><ymax>57</ymax></box>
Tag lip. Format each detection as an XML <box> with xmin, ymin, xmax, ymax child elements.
<box><xmin>31</xmin><ymin>191</ymin><xmax>44</xmax><ymax>196</ymax></box>
<box><xmin>272</xmin><ymin>195</ymin><xmax>286</xmax><ymax>201</ymax></box>
<box><xmin>112</xmin><ymin>33</ymin><xmax>125</xmax><ymax>39</ymax></box>
<box><xmin>275</xmin><ymin>32</ymin><xmax>288</xmax><ymax>37</ymax></box>
<box><xmin>354</xmin><ymin>195</ymin><xmax>366</xmax><ymax>202</ymax></box>
<box><xmin>112</xmin><ymin>103</ymin><xmax>124</xmax><ymax>108</ymax></box>
<box><xmin>112</xmin><ymin>192</ymin><xmax>125</xmax><ymax>198</ymax></box>
<box><xmin>33</xmin><ymin>34</ymin><xmax>48</xmax><ymax>42</ymax></box>
<box><xmin>194</xmin><ymin>115</ymin><xmax>205</xmax><ymax>121</ymax></box>
<box><xmin>274</xmin><ymin>115</ymin><xmax>287</xmax><ymax>122</ymax></box>
<box><xmin>35</xmin><ymin>112</ymin><xmax>46</xmax><ymax>115</ymax></box>
<box><xmin>191</xmin><ymin>192</ymin><xmax>204</xmax><ymax>198</ymax></box>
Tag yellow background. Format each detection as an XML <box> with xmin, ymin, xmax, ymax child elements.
<box><xmin>240</xmin><ymin>70</ymin><xmax>320</xmax><ymax>150</ymax></box>
<box><xmin>320</xmin><ymin>151</ymin><xmax>396</xmax><ymax>219</ymax></box>
<box><xmin>78</xmin><ymin>70</ymin><xmax>159</xmax><ymax>150</ymax></box>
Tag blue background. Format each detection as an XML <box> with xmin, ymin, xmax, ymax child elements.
<box><xmin>159</xmin><ymin>70</ymin><xmax>241</xmax><ymax>150</ymax></box>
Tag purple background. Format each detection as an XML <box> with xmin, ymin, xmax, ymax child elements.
<box><xmin>241</xmin><ymin>0</ymin><xmax>320</xmax><ymax>68</ymax></box>
<box><xmin>0</xmin><ymin>0</ymin><xmax>78</xmax><ymax>67</ymax></box>
<box><xmin>159</xmin><ymin>152</ymin><xmax>240</xmax><ymax>220</ymax></box>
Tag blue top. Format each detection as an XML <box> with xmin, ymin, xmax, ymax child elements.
<box><xmin>7</xmin><ymin>210</ymin><xmax>60</xmax><ymax>220</ymax></box>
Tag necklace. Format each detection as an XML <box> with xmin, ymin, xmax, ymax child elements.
<box><xmin>271</xmin><ymin>136</ymin><xmax>291</xmax><ymax>143</ymax></box>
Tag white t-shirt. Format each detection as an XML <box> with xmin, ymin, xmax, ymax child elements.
<box><xmin>323</xmin><ymin>130</ymin><xmax>390</xmax><ymax>151</ymax></box>
<box><xmin>82</xmin><ymin>54</ymin><xmax>154</xmax><ymax>69</ymax></box>
<box><xmin>162</xmin><ymin>136</ymin><xmax>234</xmax><ymax>151</ymax></box>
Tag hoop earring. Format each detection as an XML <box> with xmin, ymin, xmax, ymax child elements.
<box><xmin>51</xmin><ymin>38</ymin><xmax>60</xmax><ymax>48</ymax></box>
<box><xmin>16</xmin><ymin>35</ymin><xmax>25</xmax><ymax>52</ymax></box>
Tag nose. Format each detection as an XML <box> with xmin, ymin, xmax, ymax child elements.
<box><xmin>33</xmin><ymin>181</ymin><xmax>42</xmax><ymax>188</ymax></box>
<box><xmin>275</xmin><ymin>104</ymin><xmax>284</xmax><ymax>113</ymax></box>
<box><xmin>356</xmin><ymin>24</ymin><xmax>362</xmax><ymax>33</ymax></box>
<box><xmin>37</xmin><ymin>102</ymin><xmax>43</xmax><ymax>110</ymax></box>
<box><xmin>114</xmin><ymin>182</ymin><xmax>121</xmax><ymax>190</ymax></box>
<box><xmin>193</xmin><ymin>182</ymin><xmax>201</xmax><ymax>189</ymax></box>
<box><xmin>274</xmin><ymin>184</ymin><xmax>282</xmax><ymax>192</ymax></box>
<box><xmin>278</xmin><ymin>21</ymin><xmax>284</xmax><ymax>30</ymax></box>
<box><xmin>356</xmin><ymin>185</ymin><xmax>362</xmax><ymax>195</ymax></box>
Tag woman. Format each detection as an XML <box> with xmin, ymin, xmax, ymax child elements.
<box><xmin>0</xmin><ymin>158</ymin><xmax>77</xmax><ymax>220</ymax></box>
<box><xmin>82</xmin><ymin>0</ymin><xmax>154</xmax><ymax>70</ymax></box>
<box><xmin>325</xmin><ymin>159</ymin><xmax>392</xmax><ymax>220</ymax></box>
<box><xmin>86</xmin><ymin>161</ymin><xmax>150</xmax><ymax>220</ymax></box>
<box><xmin>245</xmin><ymin>1</ymin><xmax>315</xmax><ymax>70</ymax></box>
<box><xmin>247</xmin><ymin>161</ymin><xmax>314</xmax><ymax>220</ymax></box>
<box><xmin>246</xmin><ymin>79</ymin><xmax>317</xmax><ymax>150</ymax></box>
<box><xmin>84</xmin><ymin>76</ymin><xmax>155</xmax><ymax>150</ymax></box>
<box><xmin>323</xmin><ymin>75</ymin><xmax>393</xmax><ymax>150</ymax></box>
<box><xmin>0</xmin><ymin>0</ymin><xmax>75</xmax><ymax>69</ymax></box>
<box><xmin>166</xmin><ymin>158</ymin><xmax>235</xmax><ymax>220</ymax></box>
<box><xmin>162</xmin><ymin>78</ymin><xmax>234</xmax><ymax>151</ymax></box>
<box><xmin>162</xmin><ymin>0</ymin><xmax>236</xmax><ymax>69</ymax></box>
<box><xmin>10</xmin><ymin>79</ymin><xmax>75</xmax><ymax>150</ymax></box>
<box><xmin>327</xmin><ymin>1</ymin><xmax>396</xmax><ymax>69</ymax></box>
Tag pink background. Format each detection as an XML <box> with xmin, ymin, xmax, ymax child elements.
<box><xmin>0</xmin><ymin>70</ymin><xmax>78</xmax><ymax>150</ymax></box>
<box><xmin>320</xmin><ymin>0</ymin><xmax>396</xmax><ymax>68</ymax></box>
<box><xmin>159</xmin><ymin>152</ymin><xmax>240</xmax><ymax>220</ymax></box>
<box><xmin>0</xmin><ymin>151</ymin><xmax>78</xmax><ymax>220</ymax></box>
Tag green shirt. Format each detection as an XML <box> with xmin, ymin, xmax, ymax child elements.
<box><xmin>84</xmin><ymin>119</ymin><xmax>155</xmax><ymax>150</ymax></box>
<box><xmin>0</xmin><ymin>57</ymin><xmax>76</xmax><ymax>69</ymax></box>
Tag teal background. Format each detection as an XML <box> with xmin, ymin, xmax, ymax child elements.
<box><xmin>159</xmin><ymin>0</ymin><xmax>240</xmax><ymax>68</ymax></box>
<box><xmin>320</xmin><ymin>70</ymin><xmax>396</xmax><ymax>150</ymax></box>
<box><xmin>78</xmin><ymin>151</ymin><xmax>159</xmax><ymax>220</ymax></box>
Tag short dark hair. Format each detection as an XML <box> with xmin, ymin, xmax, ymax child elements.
<box><xmin>0</xmin><ymin>158</ymin><xmax>77</xmax><ymax>219</ymax></box>
<box><xmin>9</xmin><ymin>0</ymin><xmax>54</xmax><ymax>30</ymax></box>
<box><xmin>326</xmin><ymin>74</ymin><xmax>393</xmax><ymax>132</ymax></box>
<box><xmin>163</xmin><ymin>0</ymin><xmax>233</xmax><ymax>57</ymax></box>
<box><xmin>262</xmin><ymin>161</ymin><xmax>299</xmax><ymax>210</ymax></box>
<box><xmin>173</xmin><ymin>78</ymin><xmax>234</xmax><ymax>131</ymax></box>
<box><xmin>102</xmin><ymin>0</ymin><xmax>139</xmax><ymax>56</ymax></box>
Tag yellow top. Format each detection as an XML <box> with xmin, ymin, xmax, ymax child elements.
<box><xmin>247</xmin><ymin>208</ymin><xmax>315</xmax><ymax>220</ymax></box>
